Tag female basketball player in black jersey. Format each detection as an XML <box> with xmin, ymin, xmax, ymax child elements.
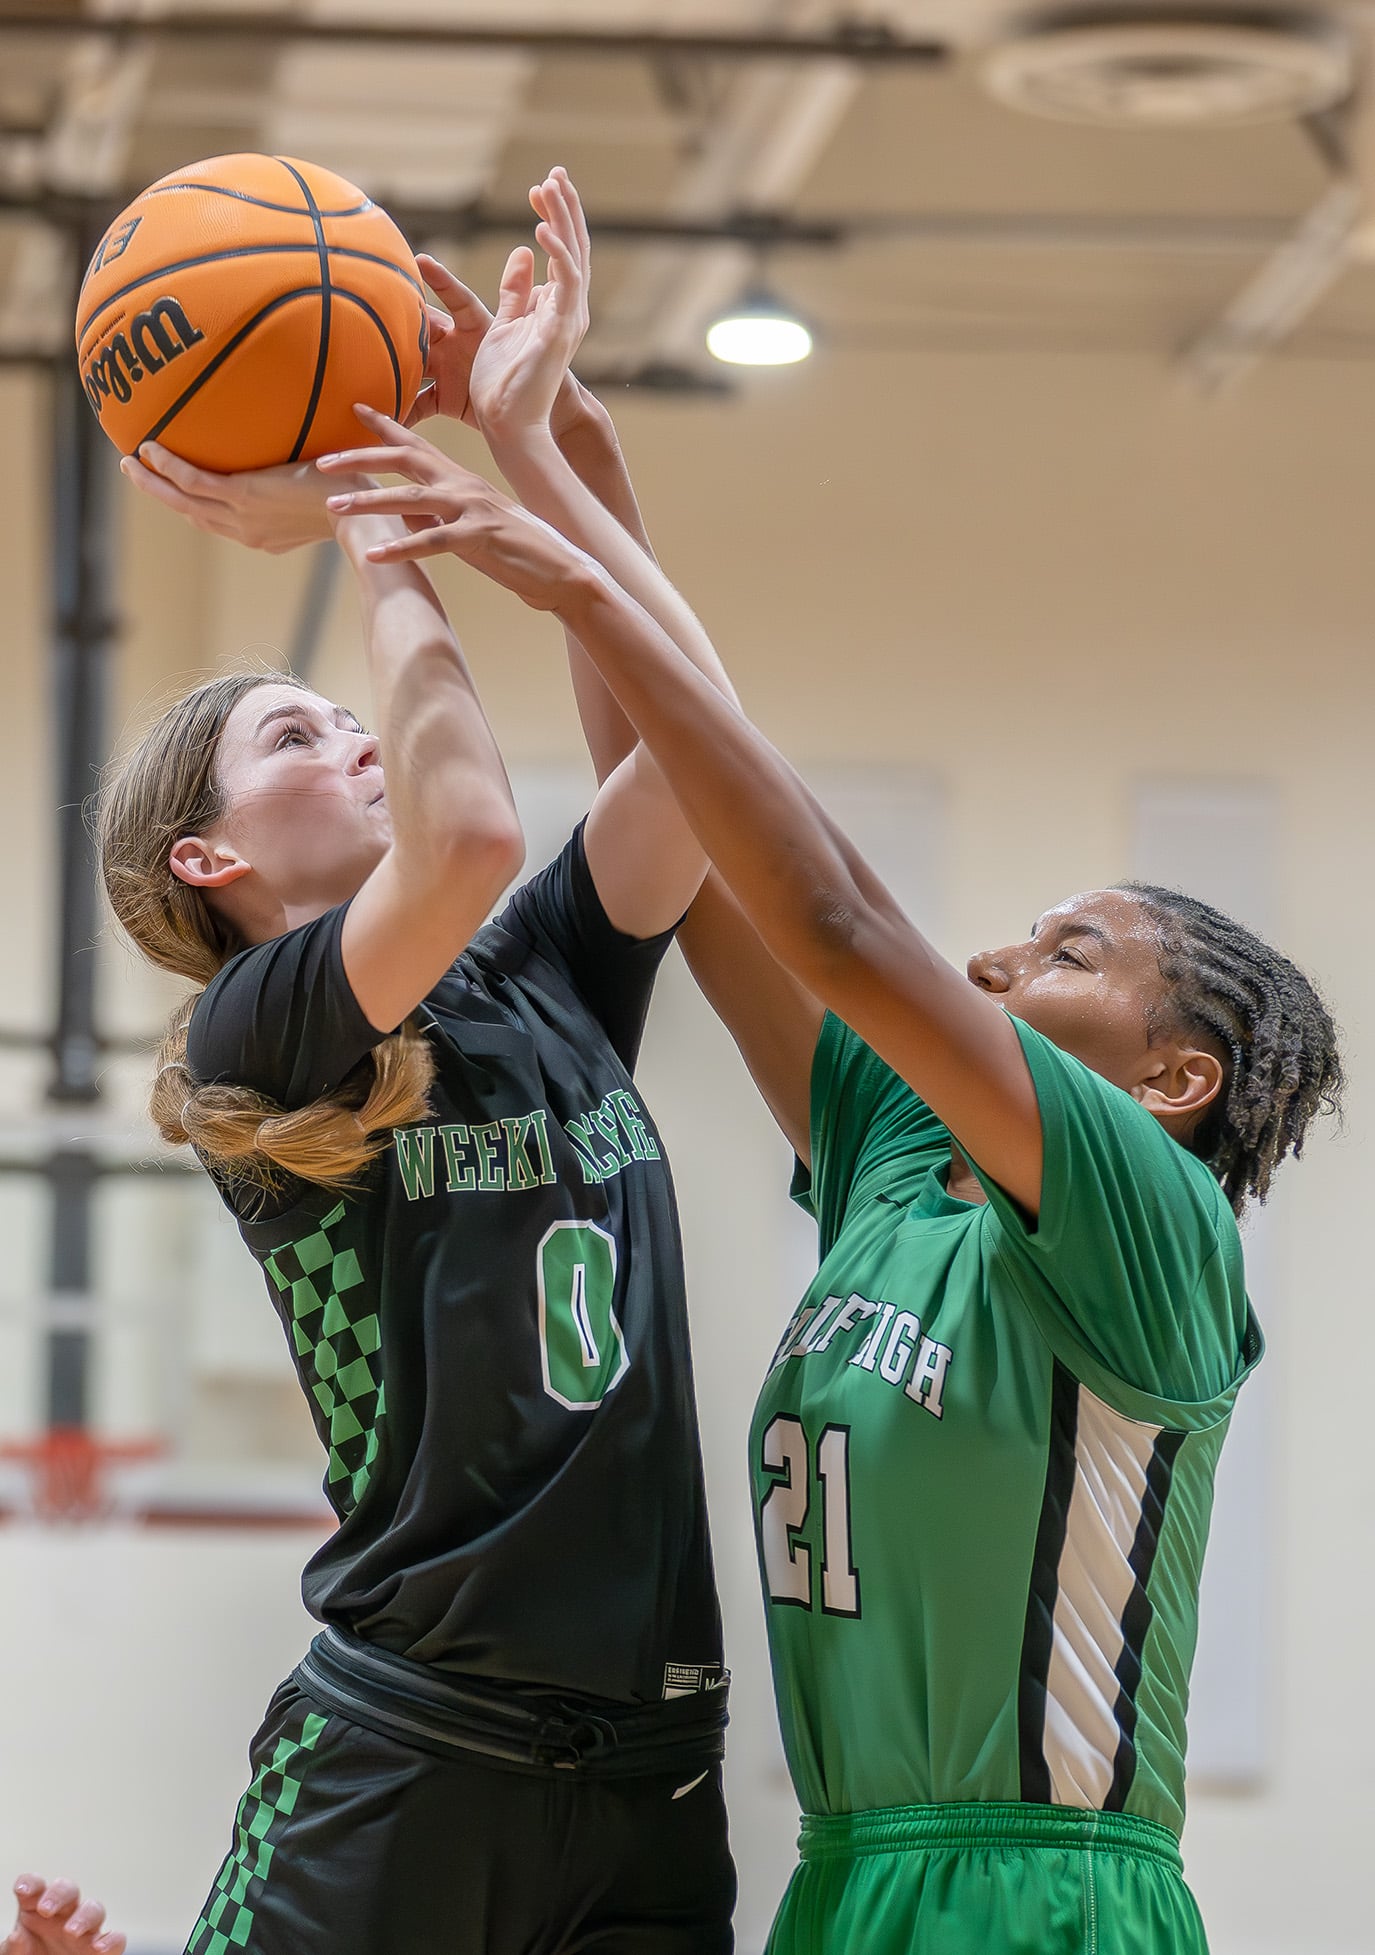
<box><xmin>103</xmin><ymin>176</ymin><xmax>737</xmax><ymax>1955</ymax></box>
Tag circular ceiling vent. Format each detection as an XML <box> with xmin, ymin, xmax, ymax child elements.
<box><xmin>981</xmin><ymin>13</ymin><xmax>1352</xmax><ymax>127</ymax></box>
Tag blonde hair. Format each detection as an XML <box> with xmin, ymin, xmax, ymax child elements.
<box><xmin>98</xmin><ymin>672</ymin><xmax>432</xmax><ymax>1191</ymax></box>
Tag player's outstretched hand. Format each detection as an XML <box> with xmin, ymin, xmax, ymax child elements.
<box><xmin>318</xmin><ymin>406</ymin><xmax>593</xmax><ymax>612</ymax></box>
<box><xmin>409</xmin><ymin>254</ymin><xmax>587</xmax><ymax>442</ymax></box>
<box><xmin>4</xmin><ymin>1877</ymin><xmax>126</xmax><ymax>1955</ymax></box>
<box><xmin>120</xmin><ymin>444</ymin><xmax>371</xmax><ymax>554</ymax></box>
<box><xmin>406</xmin><ymin>263</ymin><xmax>488</xmax><ymax>430</ymax></box>
<box><xmin>465</xmin><ymin>165</ymin><xmax>591</xmax><ymax>443</ymax></box>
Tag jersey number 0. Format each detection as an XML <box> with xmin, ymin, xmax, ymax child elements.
<box><xmin>537</xmin><ymin>1220</ymin><xmax>629</xmax><ymax>1411</ymax></box>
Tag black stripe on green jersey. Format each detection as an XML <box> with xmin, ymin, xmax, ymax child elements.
<box><xmin>1020</xmin><ymin>1362</ymin><xmax>1190</xmax><ymax>1812</ymax></box>
<box><xmin>1018</xmin><ymin>1359</ymin><xmax>1080</xmax><ymax>1803</ymax></box>
<box><xmin>1106</xmin><ymin>1427</ymin><xmax>1185</xmax><ymax>1812</ymax></box>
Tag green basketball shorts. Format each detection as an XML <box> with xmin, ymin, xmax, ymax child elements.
<box><xmin>765</xmin><ymin>1802</ymin><xmax>1208</xmax><ymax>1955</ymax></box>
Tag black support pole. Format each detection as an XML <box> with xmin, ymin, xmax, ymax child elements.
<box><xmin>49</xmin><ymin>340</ymin><xmax>117</xmax><ymax>1105</ymax></box>
<box><xmin>46</xmin><ymin>261</ymin><xmax>119</xmax><ymax>1431</ymax></box>
<box><xmin>45</xmin><ymin>1147</ymin><xmax>98</xmax><ymax>1428</ymax></box>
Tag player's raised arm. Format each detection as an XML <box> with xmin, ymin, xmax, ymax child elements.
<box><xmin>330</xmin><ymin>510</ymin><xmax>524</xmax><ymax>1032</ymax></box>
<box><xmin>532</xmin><ymin>559</ymin><xmax>1044</xmax><ymax>1213</ymax></box>
<box><xmin>469</xmin><ymin>170</ymin><xmax>823</xmax><ymax>1149</ymax></box>
<box><xmin>319</xmin><ymin>173</ymin><xmax>823</xmax><ymax>1149</ymax></box>
<box><xmin>472</xmin><ymin>169</ymin><xmax>735</xmax><ymax>938</ymax></box>
<box><xmin>319</xmin><ymin>172</ymin><xmax>733</xmax><ymax>941</ymax></box>
<box><xmin>410</xmin><ymin>191</ymin><xmax>655</xmax><ymax>792</ymax></box>
<box><xmin>134</xmin><ymin>451</ymin><xmax>524</xmax><ymax>1038</ymax></box>
<box><xmin>314</xmin><ymin>444</ymin><xmax>1042</xmax><ymax>1210</ymax></box>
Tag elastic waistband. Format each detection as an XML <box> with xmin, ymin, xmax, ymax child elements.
<box><xmin>295</xmin><ymin>1627</ymin><xmax>729</xmax><ymax>1780</ymax></box>
<box><xmin>798</xmin><ymin>1802</ymin><xmax>1182</xmax><ymax>1870</ymax></box>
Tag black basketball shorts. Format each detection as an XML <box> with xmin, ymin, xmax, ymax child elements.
<box><xmin>183</xmin><ymin>1667</ymin><xmax>736</xmax><ymax>1955</ymax></box>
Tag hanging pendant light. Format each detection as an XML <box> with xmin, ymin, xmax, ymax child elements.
<box><xmin>706</xmin><ymin>284</ymin><xmax>813</xmax><ymax>366</ymax></box>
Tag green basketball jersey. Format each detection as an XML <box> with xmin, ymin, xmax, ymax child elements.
<box><xmin>749</xmin><ymin>1012</ymin><xmax>1261</xmax><ymax>1832</ymax></box>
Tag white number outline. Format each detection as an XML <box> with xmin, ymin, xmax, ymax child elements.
<box><xmin>760</xmin><ymin>1414</ymin><xmax>811</xmax><ymax>1607</ymax></box>
<box><xmin>536</xmin><ymin>1220</ymin><xmax>628</xmax><ymax>1411</ymax></box>
<box><xmin>817</xmin><ymin>1424</ymin><xmax>861</xmax><ymax>1618</ymax></box>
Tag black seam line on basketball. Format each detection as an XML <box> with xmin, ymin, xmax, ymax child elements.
<box><xmin>332</xmin><ymin>290</ymin><xmax>403</xmax><ymax>419</ymax></box>
<box><xmin>1016</xmin><ymin>1360</ymin><xmax>1079</xmax><ymax>1806</ymax></box>
<box><xmin>279</xmin><ymin>160</ymin><xmax>332</xmax><ymax>464</ymax></box>
<box><xmin>145</xmin><ymin>182</ymin><xmax>372</xmax><ymax>220</ymax></box>
<box><xmin>78</xmin><ymin>245</ymin><xmax>423</xmax><ymax>347</ymax></box>
<box><xmin>133</xmin><ymin>287</ymin><xmax>324</xmax><ymax>452</ymax></box>
<box><xmin>1103</xmin><ymin>1427</ymin><xmax>1186</xmax><ymax>1814</ymax></box>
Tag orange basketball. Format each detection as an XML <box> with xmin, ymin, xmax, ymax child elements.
<box><xmin>74</xmin><ymin>153</ymin><xmax>427</xmax><ymax>472</ymax></box>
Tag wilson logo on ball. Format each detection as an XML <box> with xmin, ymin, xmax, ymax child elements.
<box><xmin>82</xmin><ymin>298</ymin><xmax>205</xmax><ymax>415</ymax></box>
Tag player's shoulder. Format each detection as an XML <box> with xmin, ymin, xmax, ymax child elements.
<box><xmin>187</xmin><ymin>906</ymin><xmax>351</xmax><ymax>1078</ymax></box>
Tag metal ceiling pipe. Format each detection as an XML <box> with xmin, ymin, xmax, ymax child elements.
<box><xmin>0</xmin><ymin>10</ymin><xmax>949</xmax><ymax>65</ymax></box>
<box><xmin>0</xmin><ymin>183</ymin><xmax>1304</xmax><ymax>250</ymax></box>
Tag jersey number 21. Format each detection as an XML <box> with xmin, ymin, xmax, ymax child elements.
<box><xmin>759</xmin><ymin>1415</ymin><xmax>861</xmax><ymax>1617</ymax></box>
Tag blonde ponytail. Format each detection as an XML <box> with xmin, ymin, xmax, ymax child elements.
<box><xmin>149</xmin><ymin>989</ymin><xmax>434</xmax><ymax>1192</ymax></box>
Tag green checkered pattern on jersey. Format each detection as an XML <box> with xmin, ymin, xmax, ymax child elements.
<box><xmin>264</xmin><ymin>1200</ymin><xmax>385</xmax><ymax>1514</ymax></box>
<box><xmin>186</xmin><ymin>1709</ymin><xmax>328</xmax><ymax>1955</ymax></box>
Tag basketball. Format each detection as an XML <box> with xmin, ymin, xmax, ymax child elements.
<box><xmin>74</xmin><ymin>153</ymin><xmax>427</xmax><ymax>472</ymax></box>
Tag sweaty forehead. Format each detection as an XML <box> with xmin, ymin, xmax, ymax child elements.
<box><xmin>1033</xmin><ymin>889</ymin><xmax>1160</xmax><ymax>945</ymax></box>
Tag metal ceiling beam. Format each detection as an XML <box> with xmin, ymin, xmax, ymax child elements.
<box><xmin>0</xmin><ymin>180</ymin><xmax>848</xmax><ymax>242</ymax></box>
<box><xmin>0</xmin><ymin>183</ymin><xmax>1321</xmax><ymax>251</ymax></box>
<box><xmin>0</xmin><ymin>9</ymin><xmax>949</xmax><ymax>65</ymax></box>
<box><xmin>1180</xmin><ymin>177</ymin><xmax>1362</xmax><ymax>388</ymax></box>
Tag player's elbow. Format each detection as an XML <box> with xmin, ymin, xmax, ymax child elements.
<box><xmin>427</xmin><ymin>797</ymin><xmax>524</xmax><ymax>905</ymax></box>
<box><xmin>775</xmin><ymin>877</ymin><xmax>862</xmax><ymax>988</ymax></box>
<box><xmin>786</xmin><ymin>878</ymin><xmax>910</xmax><ymax>1003</ymax></box>
<box><xmin>459</xmin><ymin>804</ymin><xmax>526</xmax><ymax>899</ymax></box>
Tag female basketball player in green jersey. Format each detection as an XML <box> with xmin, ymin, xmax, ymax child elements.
<box><xmin>305</xmin><ymin>190</ymin><xmax>1338</xmax><ymax>1955</ymax></box>
<box><xmin>141</xmin><ymin>172</ymin><xmax>1341</xmax><ymax>1955</ymax></box>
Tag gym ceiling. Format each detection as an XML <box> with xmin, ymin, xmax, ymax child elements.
<box><xmin>1</xmin><ymin>2</ymin><xmax>1375</xmax><ymax>394</ymax></box>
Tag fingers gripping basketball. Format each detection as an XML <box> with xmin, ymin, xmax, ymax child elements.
<box><xmin>74</xmin><ymin>153</ymin><xmax>426</xmax><ymax>472</ymax></box>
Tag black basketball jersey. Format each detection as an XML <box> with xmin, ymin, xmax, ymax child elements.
<box><xmin>187</xmin><ymin>826</ymin><xmax>724</xmax><ymax>1705</ymax></box>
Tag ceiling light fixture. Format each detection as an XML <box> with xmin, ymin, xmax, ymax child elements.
<box><xmin>706</xmin><ymin>286</ymin><xmax>813</xmax><ymax>366</ymax></box>
<box><xmin>980</xmin><ymin>13</ymin><xmax>1351</xmax><ymax>129</ymax></box>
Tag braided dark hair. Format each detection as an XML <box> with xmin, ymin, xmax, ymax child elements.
<box><xmin>1117</xmin><ymin>883</ymin><xmax>1343</xmax><ymax>1216</ymax></box>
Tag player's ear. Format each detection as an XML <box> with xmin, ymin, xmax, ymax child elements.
<box><xmin>1133</xmin><ymin>1043</ymin><xmax>1223</xmax><ymax>1128</ymax></box>
<box><xmin>168</xmin><ymin>835</ymin><xmax>252</xmax><ymax>889</ymax></box>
